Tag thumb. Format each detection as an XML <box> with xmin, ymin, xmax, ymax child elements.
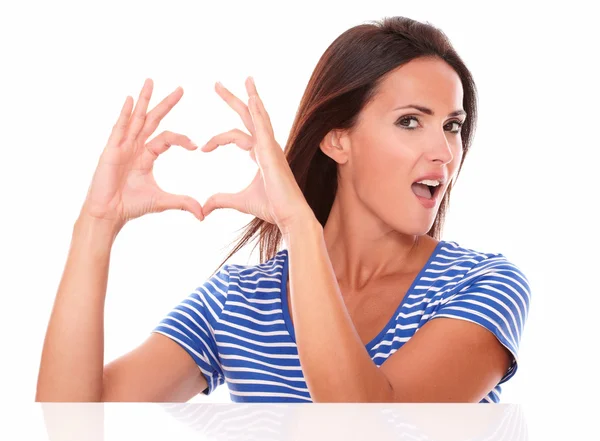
<box><xmin>203</xmin><ymin>192</ymin><xmax>244</xmax><ymax>217</ymax></box>
<box><xmin>155</xmin><ymin>191</ymin><xmax>205</xmax><ymax>221</ymax></box>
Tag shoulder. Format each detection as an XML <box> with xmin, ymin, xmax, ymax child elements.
<box><xmin>433</xmin><ymin>240</ymin><xmax>532</xmax><ymax>343</ymax></box>
<box><xmin>435</xmin><ymin>240</ymin><xmax>507</xmax><ymax>268</ymax></box>
<box><xmin>431</xmin><ymin>240</ymin><xmax>532</xmax><ymax>330</ymax></box>
<box><xmin>212</xmin><ymin>249</ymin><xmax>288</xmax><ymax>305</ymax></box>
<box><xmin>224</xmin><ymin>249</ymin><xmax>288</xmax><ymax>283</ymax></box>
<box><xmin>436</xmin><ymin>240</ymin><xmax>531</xmax><ymax>291</ymax></box>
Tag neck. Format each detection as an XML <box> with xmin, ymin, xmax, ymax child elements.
<box><xmin>322</xmin><ymin>195</ymin><xmax>437</xmax><ymax>292</ymax></box>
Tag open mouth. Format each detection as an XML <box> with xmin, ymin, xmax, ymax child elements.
<box><xmin>411</xmin><ymin>180</ymin><xmax>441</xmax><ymax>200</ymax></box>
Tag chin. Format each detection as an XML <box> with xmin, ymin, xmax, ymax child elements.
<box><xmin>404</xmin><ymin>215</ymin><xmax>438</xmax><ymax>236</ymax></box>
<box><xmin>374</xmin><ymin>202</ymin><xmax>437</xmax><ymax>236</ymax></box>
<box><xmin>389</xmin><ymin>219</ymin><xmax>435</xmax><ymax>237</ymax></box>
<box><xmin>409</xmin><ymin>226</ymin><xmax>434</xmax><ymax>236</ymax></box>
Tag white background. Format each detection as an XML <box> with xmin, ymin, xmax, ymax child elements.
<box><xmin>0</xmin><ymin>0</ymin><xmax>598</xmax><ymax>421</ymax></box>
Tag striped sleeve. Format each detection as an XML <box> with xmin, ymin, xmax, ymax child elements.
<box><xmin>432</xmin><ymin>256</ymin><xmax>531</xmax><ymax>384</ymax></box>
<box><xmin>152</xmin><ymin>265</ymin><xmax>231</xmax><ymax>396</ymax></box>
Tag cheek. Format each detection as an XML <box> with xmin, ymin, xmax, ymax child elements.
<box><xmin>348</xmin><ymin>133</ymin><xmax>415</xmax><ymax>210</ymax></box>
<box><xmin>351</xmin><ymin>126</ymin><xmax>415</xmax><ymax>177</ymax></box>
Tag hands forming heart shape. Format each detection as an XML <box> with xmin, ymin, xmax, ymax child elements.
<box><xmin>80</xmin><ymin>77</ymin><xmax>314</xmax><ymax>236</ymax></box>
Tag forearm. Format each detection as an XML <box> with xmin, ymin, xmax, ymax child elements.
<box><xmin>284</xmin><ymin>218</ymin><xmax>393</xmax><ymax>402</ymax></box>
<box><xmin>36</xmin><ymin>214</ymin><xmax>120</xmax><ymax>401</ymax></box>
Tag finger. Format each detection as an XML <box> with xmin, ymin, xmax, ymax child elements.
<box><xmin>155</xmin><ymin>191</ymin><xmax>205</xmax><ymax>221</ymax></box>
<box><xmin>245</xmin><ymin>78</ymin><xmax>278</xmax><ymax>170</ymax></box>
<box><xmin>125</xmin><ymin>78</ymin><xmax>154</xmax><ymax>141</ymax></box>
<box><xmin>245</xmin><ymin>76</ymin><xmax>272</xmax><ymax>129</ymax></box>
<box><xmin>106</xmin><ymin>95</ymin><xmax>134</xmax><ymax>148</ymax></box>
<box><xmin>203</xmin><ymin>192</ymin><xmax>245</xmax><ymax>217</ymax></box>
<box><xmin>138</xmin><ymin>86</ymin><xmax>184</xmax><ymax>141</ymax></box>
<box><xmin>246</xmin><ymin>77</ymin><xmax>275</xmax><ymax>139</ymax></box>
<box><xmin>245</xmin><ymin>75</ymin><xmax>258</xmax><ymax>96</ymax></box>
<box><xmin>248</xmin><ymin>95</ymin><xmax>283</xmax><ymax>173</ymax></box>
<box><xmin>141</xmin><ymin>131</ymin><xmax>198</xmax><ymax>169</ymax></box>
<box><xmin>215</xmin><ymin>82</ymin><xmax>255</xmax><ymax>135</ymax></box>
<box><xmin>201</xmin><ymin>129</ymin><xmax>254</xmax><ymax>153</ymax></box>
<box><xmin>248</xmin><ymin>94</ymin><xmax>276</xmax><ymax>144</ymax></box>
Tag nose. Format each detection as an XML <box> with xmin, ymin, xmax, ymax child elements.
<box><xmin>425</xmin><ymin>129</ymin><xmax>455</xmax><ymax>165</ymax></box>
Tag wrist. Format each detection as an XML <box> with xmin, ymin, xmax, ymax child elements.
<box><xmin>282</xmin><ymin>213</ymin><xmax>322</xmax><ymax>241</ymax></box>
<box><xmin>73</xmin><ymin>213</ymin><xmax>122</xmax><ymax>254</ymax></box>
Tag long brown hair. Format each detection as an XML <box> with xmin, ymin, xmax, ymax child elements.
<box><xmin>211</xmin><ymin>16</ymin><xmax>478</xmax><ymax>275</ymax></box>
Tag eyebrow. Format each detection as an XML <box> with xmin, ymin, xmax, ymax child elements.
<box><xmin>394</xmin><ymin>104</ymin><xmax>467</xmax><ymax>118</ymax></box>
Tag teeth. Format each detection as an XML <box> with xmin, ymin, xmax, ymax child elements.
<box><xmin>416</xmin><ymin>179</ymin><xmax>441</xmax><ymax>186</ymax></box>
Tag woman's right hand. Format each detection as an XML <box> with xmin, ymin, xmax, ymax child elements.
<box><xmin>80</xmin><ymin>78</ymin><xmax>204</xmax><ymax>234</ymax></box>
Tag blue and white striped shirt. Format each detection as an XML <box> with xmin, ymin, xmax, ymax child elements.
<box><xmin>153</xmin><ymin>240</ymin><xmax>531</xmax><ymax>403</ymax></box>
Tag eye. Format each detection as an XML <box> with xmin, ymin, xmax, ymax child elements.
<box><xmin>396</xmin><ymin>116</ymin><xmax>465</xmax><ymax>134</ymax></box>
<box><xmin>396</xmin><ymin>115</ymin><xmax>420</xmax><ymax>130</ymax></box>
<box><xmin>445</xmin><ymin>120</ymin><xmax>464</xmax><ymax>134</ymax></box>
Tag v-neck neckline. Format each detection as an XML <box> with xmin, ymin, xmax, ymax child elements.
<box><xmin>279</xmin><ymin>240</ymin><xmax>446</xmax><ymax>350</ymax></box>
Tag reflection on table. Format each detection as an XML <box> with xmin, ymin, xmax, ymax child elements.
<box><xmin>40</xmin><ymin>402</ymin><xmax>527</xmax><ymax>441</ymax></box>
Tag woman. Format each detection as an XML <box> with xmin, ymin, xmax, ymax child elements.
<box><xmin>36</xmin><ymin>16</ymin><xmax>530</xmax><ymax>403</ymax></box>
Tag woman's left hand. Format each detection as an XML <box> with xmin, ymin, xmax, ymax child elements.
<box><xmin>201</xmin><ymin>77</ymin><xmax>314</xmax><ymax>235</ymax></box>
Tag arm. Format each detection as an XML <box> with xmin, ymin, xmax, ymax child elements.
<box><xmin>36</xmin><ymin>79</ymin><xmax>207</xmax><ymax>402</ymax></box>
<box><xmin>284</xmin><ymin>218</ymin><xmax>520</xmax><ymax>402</ymax></box>
<box><xmin>35</xmin><ymin>214</ymin><xmax>115</xmax><ymax>401</ymax></box>
<box><xmin>102</xmin><ymin>333</ymin><xmax>207</xmax><ymax>402</ymax></box>
<box><xmin>35</xmin><ymin>214</ymin><xmax>207</xmax><ymax>402</ymax></box>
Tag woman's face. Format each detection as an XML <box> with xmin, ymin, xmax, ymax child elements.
<box><xmin>335</xmin><ymin>56</ymin><xmax>466</xmax><ymax>236</ymax></box>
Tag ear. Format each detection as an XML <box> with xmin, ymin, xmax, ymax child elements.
<box><xmin>319</xmin><ymin>129</ymin><xmax>349</xmax><ymax>164</ymax></box>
